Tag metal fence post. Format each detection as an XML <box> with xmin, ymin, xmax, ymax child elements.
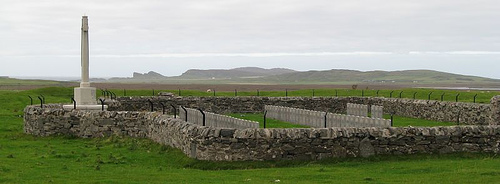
<box><xmin>99</xmin><ymin>99</ymin><xmax>105</xmax><ymax>111</ymax></box>
<box><xmin>28</xmin><ymin>96</ymin><xmax>33</xmax><ymax>105</ymax></box>
<box><xmin>455</xmin><ymin>93</ymin><xmax>460</xmax><ymax>102</ymax></box>
<box><xmin>37</xmin><ymin>96</ymin><xmax>43</xmax><ymax>108</ymax></box>
<box><xmin>71</xmin><ymin>97</ymin><xmax>76</xmax><ymax>109</ymax></box>
<box><xmin>312</xmin><ymin>89</ymin><xmax>315</xmax><ymax>97</ymax></box>
<box><xmin>473</xmin><ymin>94</ymin><xmax>478</xmax><ymax>103</ymax></box>
<box><xmin>335</xmin><ymin>90</ymin><xmax>338</xmax><ymax>97</ymax></box>
<box><xmin>159</xmin><ymin>102</ymin><xmax>166</xmax><ymax>115</ymax></box>
<box><xmin>376</xmin><ymin>90</ymin><xmax>380</xmax><ymax>97</ymax></box>
<box><xmin>197</xmin><ymin>108</ymin><xmax>206</xmax><ymax>126</ymax></box>
<box><xmin>324</xmin><ymin>112</ymin><xmax>328</xmax><ymax>128</ymax></box>
<box><xmin>263</xmin><ymin>110</ymin><xmax>267</xmax><ymax>128</ymax></box>
<box><xmin>390</xmin><ymin>113</ymin><xmax>394</xmax><ymax>127</ymax></box>
<box><xmin>40</xmin><ymin>94</ymin><xmax>45</xmax><ymax>104</ymax></box>
<box><xmin>285</xmin><ymin>89</ymin><xmax>288</xmax><ymax>97</ymax></box>
<box><xmin>213</xmin><ymin>90</ymin><xmax>216</xmax><ymax>96</ymax></box>
<box><xmin>413</xmin><ymin>92</ymin><xmax>417</xmax><ymax>99</ymax></box>
<box><xmin>147</xmin><ymin>99</ymin><xmax>154</xmax><ymax>112</ymax></box>
<box><xmin>441</xmin><ymin>93</ymin><xmax>445</xmax><ymax>101</ymax></box>
<box><xmin>428</xmin><ymin>92</ymin><xmax>433</xmax><ymax>100</ymax></box>
<box><xmin>234</xmin><ymin>89</ymin><xmax>237</xmax><ymax>96</ymax></box>
<box><xmin>399</xmin><ymin>91</ymin><xmax>403</xmax><ymax>98</ymax></box>
<box><xmin>390</xmin><ymin>91</ymin><xmax>394</xmax><ymax>98</ymax></box>
<box><xmin>170</xmin><ymin>104</ymin><xmax>177</xmax><ymax>118</ymax></box>
<box><xmin>257</xmin><ymin>89</ymin><xmax>260</xmax><ymax>96</ymax></box>
<box><xmin>181</xmin><ymin>106</ymin><xmax>187</xmax><ymax>121</ymax></box>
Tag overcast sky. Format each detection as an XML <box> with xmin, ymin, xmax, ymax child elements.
<box><xmin>1</xmin><ymin>0</ymin><xmax>499</xmax><ymax>79</ymax></box>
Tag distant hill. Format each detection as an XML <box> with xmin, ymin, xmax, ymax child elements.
<box><xmin>107</xmin><ymin>68</ymin><xmax>500</xmax><ymax>85</ymax></box>
<box><xmin>179</xmin><ymin>67</ymin><xmax>296</xmax><ymax>79</ymax></box>
<box><xmin>132</xmin><ymin>71</ymin><xmax>165</xmax><ymax>79</ymax></box>
<box><xmin>255</xmin><ymin>69</ymin><xmax>500</xmax><ymax>84</ymax></box>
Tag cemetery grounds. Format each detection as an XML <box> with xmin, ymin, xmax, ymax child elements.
<box><xmin>0</xmin><ymin>86</ymin><xmax>500</xmax><ymax>183</ymax></box>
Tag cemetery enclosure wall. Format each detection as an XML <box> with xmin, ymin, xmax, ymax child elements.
<box><xmin>24</xmin><ymin>105</ymin><xmax>500</xmax><ymax>161</ymax></box>
<box><xmin>110</xmin><ymin>96</ymin><xmax>494</xmax><ymax>125</ymax></box>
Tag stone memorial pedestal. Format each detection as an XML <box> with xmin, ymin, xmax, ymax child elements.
<box><xmin>74</xmin><ymin>87</ymin><xmax>96</xmax><ymax>105</ymax></box>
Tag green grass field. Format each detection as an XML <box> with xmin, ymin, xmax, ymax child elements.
<box><xmin>1</xmin><ymin>87</ymin><xmax>499</xmax><ymax>183</ymax></box>
<box><xmin>0</xmin><ymin>78</ymin><xmax>72</xmax><ymax>86</ymax></box>
<box><xmin>107</xmin><ymin>87</ymin><xmax>499</xmax><ymax>104</ymax></box>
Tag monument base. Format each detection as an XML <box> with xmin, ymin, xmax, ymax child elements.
<box><xmin>74</xmin><ymin>87</ymin><xmax>97</xmax><ymax>105</ymax></box>
<box><xmin>63</xmin><ymin>104</ymin><xmax>108</xmax><ymax>111</ymax></box>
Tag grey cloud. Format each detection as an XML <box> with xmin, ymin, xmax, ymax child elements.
<box><xmin>0</xmin><ymin>0</ymin><xmax>499</xmax><ymax>78</ymax></box>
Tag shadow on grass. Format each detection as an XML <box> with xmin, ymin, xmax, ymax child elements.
<box><xmin>181</xmin><ymin>149</ymin><xmax>498</xmax><ymax>170</ymax></box>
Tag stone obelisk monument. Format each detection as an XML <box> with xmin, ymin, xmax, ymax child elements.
<box><xmin>64</xmin><ymin>16</ymin><xmax>106</xmax><ymax>110</ymax></box>
<box><xmin>74</xmin><ymin>16</ymin><xmax>97</xmax><ymax>105</ymax></box>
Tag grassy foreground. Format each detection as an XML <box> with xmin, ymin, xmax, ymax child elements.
<box><xmin>0</xmin><ymin>87</ymin><xmax>499</xmax><ymax>183</ymax></box>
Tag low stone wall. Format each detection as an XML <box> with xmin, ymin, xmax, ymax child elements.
<box><xmin>24</xmin><ymin>105</ymin><xmax>500</xmax><ymax>161</ymax></box>
<box><xmin>109</xmin><ymin>96</ymin><xmax>494</xmax><ymax>125</ymax></box>
<box><xmin>24</xmin><ymin>104</ymin><xmax>152</xmax><ymax>138</ymax></box>
<box><xmin>365</xmin><ymin>98</ymin><xmax>491</xmax><ymax>125</ymax></box>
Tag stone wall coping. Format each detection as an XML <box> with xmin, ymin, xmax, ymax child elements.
<box><xmin>115</xmin><ymin>96</ymin><xmax>491</xmax><ymax>106</ymax></box>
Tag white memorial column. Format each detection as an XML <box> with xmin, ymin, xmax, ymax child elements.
<box><xmin>73</xmin><ymin>16</ymin><xmax>97</xmax><ymax>105</ymax></box>
<box><xmin>64</xmin><ymin>16</ymin><xmax>104</xmax><ymax>110</ymax></box>
<box><xmin>81</xmin><ymin>16</ymin><xmax>90</xmax><ymax>88</ymax></box>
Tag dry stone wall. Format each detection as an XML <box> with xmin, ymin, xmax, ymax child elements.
<box><xmin>24</xmin><ymin>105</ymin><xmax>152</xmax><ymax>138</ymax></box>
<box><xmin>109</xmin><ymin>96</ymin><xmax>493</xmax><ymax>125</ymax></box>
<box><xmin>24</xmin><ymin>105</ymin><xmax>500</xmax><ymax>161</ymax></box>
